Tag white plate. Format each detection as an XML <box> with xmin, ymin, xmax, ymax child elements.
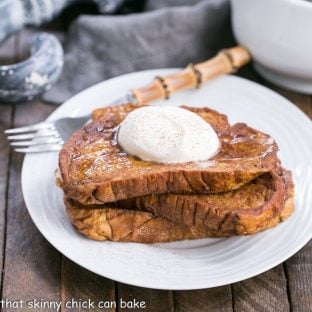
<box><xmin>22</xmin><ymin>69</ymin><xmax>312</xmax><ymax>290</ymax></box>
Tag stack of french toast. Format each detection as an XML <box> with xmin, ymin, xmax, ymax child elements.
<box><xmin>57</xmin><ymin>104</ymin><xmax>294</xmax><ymax>243</ymax></box>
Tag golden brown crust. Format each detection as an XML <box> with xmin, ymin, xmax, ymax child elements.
<box><xmin>59</xmin><ymin>104</ymin><xmax>279</xmax><ymax>205</ymax></box>
<box><xmin>121</xmin><ymin>171</ymin><xmax>288</xmax><ymax>234</ymax></box>
<box><xmin>64</xmin><ymin>169</ymin><xmax>294</xmax><ymax>243</ymax></box>
<box><xmin>65</xmin><ymin>199</ymin><xmax>211</xmax><ymax>243</ymax></box>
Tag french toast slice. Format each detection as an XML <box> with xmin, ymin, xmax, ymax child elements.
<box><xmin>59</xmin><ymin>104</ymin><xmax>279</xmax><ymax>205</ymax></box>
<box><xmin>122</xmin><ymin>169</ymin><xmax>292</xmax><ymax>233</ymax></box>
<box><xmin>64</xmin><ymin>169</ymin><xmax>294</xmax><ymax>243</ymax></box>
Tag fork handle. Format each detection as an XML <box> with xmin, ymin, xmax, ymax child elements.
<box><xmin>131</xmin><ymin>46</ymin><xmax>250</xmax><ymax>105</ymax></box>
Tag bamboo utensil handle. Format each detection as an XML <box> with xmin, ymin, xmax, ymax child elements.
<box><xmin>132</xmin><ymin>46</ymin><xmax>250</xmax><ymax>105</ymax></box>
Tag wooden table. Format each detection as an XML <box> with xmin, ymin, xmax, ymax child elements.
<box><xmin>0</xmin><ymin>30</ymin><xmax>311</xmax><ymax>312</ymax></box>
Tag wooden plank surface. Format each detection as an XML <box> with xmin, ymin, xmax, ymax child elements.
<box><xmin>1</xmin><ymin>99</ymin><xmax>61</xmax><ymax>311</ymax></box>
<box><xmin>174</xmin><ymin>287</ymin><xmax>233</xmax><ymax>312</ymax></box>
<box><xmin>232</xmin><ymin>265</ymin><xmax>290</xmax><ymax>312</ymax></box>
<box><xmin>0</xmin><ymin>104</ymin><xmax>11</xmax><ymax>290</ymax></box>
<box><xmin>0</xmin><ymin>33</ymin><xmax>15</xmax><ymax>293</ymax></box>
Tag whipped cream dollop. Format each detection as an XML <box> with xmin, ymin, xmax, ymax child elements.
<box><xmin>118</xmin><ymin>106</ymin><xmax>220</xmax><ymax>164</ymax></box>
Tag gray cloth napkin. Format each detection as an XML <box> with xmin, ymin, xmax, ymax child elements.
<box><xmin>44</xmin><ymin>0</ymin><xmax>233</xmax><ymax>104</ymax></box>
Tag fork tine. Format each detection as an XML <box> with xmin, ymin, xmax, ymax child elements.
<box><xmin>10</xmin><ymin>137</ymin><xmax>64</xmax><ymax>147</ymax></box>
<box><xmin>7</xmin><ymin>129</ymin><xmax>59</xmax><ymax>141</ymax></box>
<box><xmin>5</xmin><ymin>122</ymin><xmax>53</xmax><ymax>134</ymax></box>
<box><xmin>14</xmin><ymin>144</ymin><xmax>62</xmax><ymax>153</ymax></box>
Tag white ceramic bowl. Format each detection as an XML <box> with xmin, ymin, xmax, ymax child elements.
<box><xmin>231</xmin><ymin>0</ymin><xmax>312</xmax><ymax>93</ymax></box>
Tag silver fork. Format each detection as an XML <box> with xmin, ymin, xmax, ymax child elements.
<box><xmin>4</xmin><ymin>90</ymin><xmax>135</xmax><ymax>153</ymax></box>
<box><xmin>5</xmin><ymin>115</ymin><xmax>91</xmax><ymax>153</ymax></box>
